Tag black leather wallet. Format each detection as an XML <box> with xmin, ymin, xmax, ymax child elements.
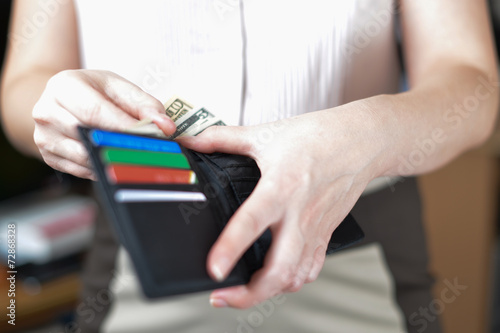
<box><xmin>79</xmin><ymin>126</ymin><xmax>364</xmax><ymax>298</ymax></box>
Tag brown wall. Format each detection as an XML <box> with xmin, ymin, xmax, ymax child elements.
<box><xmin>419</xmin><ymin>147</ymin><xmax>498</xmax><ymax>333</ymax></box>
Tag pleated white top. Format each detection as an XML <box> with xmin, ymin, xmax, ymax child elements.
<box><xmin>74</xmin><ymin>0</ymin><xmax>400</xmax><ymax>127</ymax></box>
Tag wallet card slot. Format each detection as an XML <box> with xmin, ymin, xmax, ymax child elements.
<box><xmin>109</xmin><ymin>183</ymin><xmax>201</xmax><ymax>192</ymax></box>
<box><xmin>90</xmin><ymin>129</ymin><xmax>182</xmax><ymax>153</ymax></box>
<box><xmin>101</xmin><ymin>148</ymin><xmax>191</xmax><ymax>169</ymax></box>
<box><xmin>114</xmin><ymin>189</ymin><xmax>206</xmax><ymax>203</ymax></box>
<box><xmin>106</xmin><ymin>164</ymin><xmax>197</xmax><ymax>185</ymax></box>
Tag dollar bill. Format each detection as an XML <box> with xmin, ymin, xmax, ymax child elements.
<box><xmin>189</xmin><ymin>119</ymin><xmax>226</xmax><ymax>136</ymax></box>
<box><xmin>164</xmin><ymin>95</ymin><xmax>195</xmax><ymax>122</ymax></box>
<box><xmin>172</xmin><ymin>106</ymin><xmax>225</xmax><ymax>138</ymax></box>
<box><xmin>172</xmin><ymin>107</ymin><xmax>216</xmax><ymax>138</ymax></box>
<box><xmin>126</xmin><ymin>95</ymin><xmax>225</xmax><ymax>138</ymax></box>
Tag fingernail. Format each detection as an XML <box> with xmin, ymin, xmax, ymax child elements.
<box><xmin>212</xmin><ymin>264</ymin><xmax>225</xmax><ymax>282</ymax></box>
<box><xmin>212</xmin><ymin>258</ymin><xmax>230</xmax><ymax>282</ymax></box>
<box><xmin>292</xmin><ymin>278</ymin><xmax>302</xmax><ymax>290</ymax></box>
<box><xmin>149</xmin><ymin>113</ymin><xmax>168</xmax><ymax>124</ymax></box>
<box><xmin>210</xmin><ymin>297</ymin><xmax>228</xmax><ymax>308</ymax></box>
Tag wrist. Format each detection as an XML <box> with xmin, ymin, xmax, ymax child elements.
<box><xmin>332</xmin><ymin>95</ymin><xmax>401</xmax><ymax>182</ymax></box>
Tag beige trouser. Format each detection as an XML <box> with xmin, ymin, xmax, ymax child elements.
<box><xmin>102</xmin><ymin>243</ymin><xmax>406</xmax><ymax>333</ymax></box>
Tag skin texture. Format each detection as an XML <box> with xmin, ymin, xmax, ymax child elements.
<box><xmin>1</xmin><ymin>0</ymin><xmax>498</xmax><ymax>309</ymax></box>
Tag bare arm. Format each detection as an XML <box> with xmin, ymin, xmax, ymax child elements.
<box><xmin>0</xmin><ymin>0</ymin><xmax>175</xmax><ymax>178</ymax></box>
<box><xmin>376</xmin><ymin>0</ymin><xmax>499</xmax><ymax>176</ymax></box>
<box><xmin>179</xmin><ymin>0</ymin><xmax>500</xmax><ymax>308</ymax></box>
<box><xmin>0</xmin><ymin>0</ymin><xmax>80</xmax><ymax>156</ymax></box>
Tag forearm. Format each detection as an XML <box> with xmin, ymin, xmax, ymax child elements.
<box><xmin>1</xmin><ymin>68</ymin><xmax>57</xmax><ymax>157</ymax></box>
<box><xmin>365</xmin><ymin>64</ymin><xmax>498</xmax><ymax>178</ymax></box>
<box><xmin>0</xmin><ymin>0</ymin><xmax>81</xmax><ymax>158</ymax></box>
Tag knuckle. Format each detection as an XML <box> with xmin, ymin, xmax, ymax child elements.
<box><xmin>279</xmin><ymin>168</ymin><xmax>309</xmax><ymax>189</ymax></box>
<box><xmin>315</xmin><ymin>257</ymin><xmax>325</xmax><ymax>271</ymax></box>
<box><xmin>296</xmin><ymin>260</ymin><xmax>312</xmax><ymax>280</ymax></box>
<box><xmin>240</xmin><ymin>208</ymin><xmax>264</xmax><ymax>235</ymax></box>
<box><xmin>74</xmin><ymin>151</ymin><xmax>91</xmax><ymax>167</ymax></box>
<box><xmin>306</xmin><ymin>266</ymin><xmax>321</xmax><ymax>283</ymax></box>
<box><xmin>238</xmin><ymin>127</ymin><xmax>254</xmax><ymax>154</ymax></box>
<box><xmin>273</xmin><ymin>266</ymin><xmax>295</xmax><ymax>290</ymax></box>
<box><xmin>32</xmin><ymin>101</ymin><xmax>51</xmax><ymax>124</ymax></box>
<box><xmin>289</xmin><ymin>279</ymin><xmax>304</xmax><ymax>292</ymax></box>
<box><xmin>44</xmin><ymin>74</ymin><xmax>59</xmax><ymax>91</ymax></box>
<box><xmin>201</xmin><ymin>126</ymin><xmax>219</xmax><ymax>147</ymax></box>
<box><xmin>54</xmin><ymin>160</ymin><xmax>66</xmax><ymax>173</ymax></box>
<box><xmin>139</xmin><ymin>94</ymin><xmax>163</xmax><ymax>109</ymax></box>
<box><xmin>305</xmin><ymin>253</ymin><xmax>325</xmax><ymax>283</ymax></box>
<box><xmin>33</xmin><ymin>127</ymin><xmax>49</xmax><ymax>151</ymax></box>
<box><xmin>305</xmin><ymin>274</ymin><xmax>317</xmax><ymax>284</ymax></box>
<box><xmin>79</xmin><ymin>168</ymin><xmax>95</xmax><ymax>180</ymax></box>
<box><xmin>83</xmin><ymin>101</ymin><xmax>103</xmax><ymax>125</ymax></box>
<box><xmin>41</xmin><ymin>154</ymin><xmax>61</xmax><ymax>172</ymax></box>
<box><xmin>46</xmin><ymin>70</ymin><xmax>75</xmax><ymax>90</ymax></box>
<box><xmin>83</xmin><ymin>151</ymin><xmax>93</xmax><ymax>168</ymax></box>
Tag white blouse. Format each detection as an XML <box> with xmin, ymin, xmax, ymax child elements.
<box><xmin>74</xmin><ymin>0</ymin><xmax>400</xmax><ymax>126</ymax></box>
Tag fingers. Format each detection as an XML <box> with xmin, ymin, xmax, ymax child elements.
<box><xmin>209</xmin><ymin>224</ymin><xmax>328</xmax><ymax>309</ymax></box>
<box><xmin>88</xmin><ymin>71</ymin><xmax>176</xmax><ymax>135</ymax></box>
<box><xmin>33</xmin><ymin>102</ymin><xmax>81</xmax><ymax>139</ymax></box>
<box><xmin>208</xmin><ymin>185</ymin><xmax>339</xmax><ymax>308</ymax></box>
<box><xmin>176</xmin><ymin>125</ymin><xmax>255</xmax><ymax>156</ymax></box>
<box><xmin>42</xmin><ymin>152</ymin><xmax>95</xmax><ymax>180</ymax></box>
<box><xmin>95</xmin><ymin>71</ymin><xmax>165</xmax><ymax>115</ymax></box>
<box><xmin>47</xmin><ymin>73</ymin><xmax>138</xmax><ymax>129</ymax></box>
<box><xmin>285</xmin><ymin>247</ymin><xmax>315</xmax><ymax>293</ymax></box>
<box><xmin>210</xmin><ymin>222</ymin><xmax>306</xmax><ymax>309</ymax></box>
<box><xmin>45</xmin><ymin>70</ymin><xmax>175</xmax><ymax>134</ymax></box>
<box><xmin>40</xmin><ymin>143</ymin><xmax>95</xmax><ymax>180</ymax></box>
<box><xmin>34</xmin><ymin>120</ymin><xmax>94</xmax><ymax>179</ymax></box>
<box><xmin>207</xmin><ymin>181</ymin><xmax>284</xmax><ymax>281</ymax></box>
<box><xmin>32</xmin><ymin>69</ymin><xmax>178</xmax><ymax>179</ymax></box>
<box><xmin>306</xmin><ymin>245</ymin><xmax>327</xmax><ymax>283</ymax></box>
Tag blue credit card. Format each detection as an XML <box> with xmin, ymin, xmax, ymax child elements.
<box><xmin>90</xmin><ymin>129</ymin><xmax>181</xmax><ymax>153</ymax></box>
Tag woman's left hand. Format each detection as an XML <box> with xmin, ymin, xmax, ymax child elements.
<box><xmin>178</xmin><ymin>102</ymin><xmax>390</xmax><ymax>309</ymax></box>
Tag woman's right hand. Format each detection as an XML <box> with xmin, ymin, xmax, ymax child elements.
<box><xmin>32</xmin><ymin>69</ymin><xmax>175</xmax><ymax>179</ymax></box>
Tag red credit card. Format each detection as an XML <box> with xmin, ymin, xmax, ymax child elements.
<box><xmin>106</xmin><ymin>164</ymin><xmax>197</xmax><ymax>185</ymax></box>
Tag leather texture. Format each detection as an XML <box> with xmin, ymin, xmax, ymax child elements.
<box><xmin>189</xmin><ymin>151</ymin><xmax>364</xmax><ymax>274</ymax></box>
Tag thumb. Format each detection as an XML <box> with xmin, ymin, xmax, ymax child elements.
<box><xmin>177</xmin><ymin>125</ymin><xmax>255</xmax><ymax>156</ymax></box>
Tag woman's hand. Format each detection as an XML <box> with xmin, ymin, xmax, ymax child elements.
<box><xmin>32</xmin><ymin>69</ymin><xmax>175</xmax><ymax>179</ymax></box>
<box><xmin>178</xmin><ymin>102</ymin><xmax>390</xmax><ymax>308</ymax></box>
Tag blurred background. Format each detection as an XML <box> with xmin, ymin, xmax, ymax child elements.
<box><xmin>0</xmin><ymin>1</ymin><xmax>500</xmax><ymax>332</ymax></box>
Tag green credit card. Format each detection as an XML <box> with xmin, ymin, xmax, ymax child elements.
<box><xmin>101</xmin><ymin>148</ymin><xmax>191</xmax><ymax>169</ymax></box>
